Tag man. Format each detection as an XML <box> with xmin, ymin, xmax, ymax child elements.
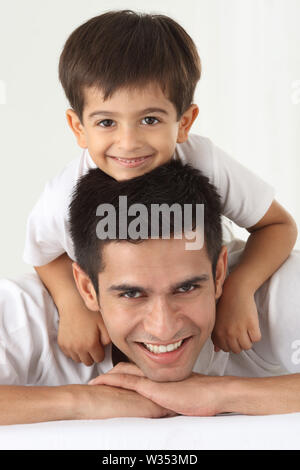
<box><xmin>0</xmin><ymin>161</ymin><xmax>299</xmax><ymax>424</ymax></box>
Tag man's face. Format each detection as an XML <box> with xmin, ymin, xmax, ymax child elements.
<box><xmin>97</xmin><ymin>237</ymin><xmax>226</xmax><ymax>382</ymax></box>
<box><xmin>67</xmin><ymin>82</ymin><xmax>198</xmax><ymax>181</ymax></box>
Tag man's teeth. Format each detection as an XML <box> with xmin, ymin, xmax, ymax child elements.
<box><xmin>143</xmin><ymin>340</ymin><xmax>183</xmax><ymax>354</ymax></box>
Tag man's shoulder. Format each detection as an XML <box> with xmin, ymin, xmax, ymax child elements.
<box><xmin>0</xmin><ymin>273</ymin><xmax>56</xmax><ymax>333</ymax></box>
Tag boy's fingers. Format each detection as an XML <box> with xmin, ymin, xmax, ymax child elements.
<box><xmin>97</xmin><ymin>320</ymin><xmax>111</xmax><ymax>346</ymax></box>
<box><xmin>69</xmin><ymin>352</ymin><xmax>82</xmax><ymax>363</ymax></box>
<box><xmin>90</xmin><ymin>345</ymin><xmax>105</xmax><ymax>363</ymax></box>
<box><xmin>237</xmin><ymin>334</ymin><xmax>252</xmax><ymax>351</ymax></box>
<box><xmin>248</xmin><ymin>328</ymin><xmax>262</xmax><ymax>343</ymax></box>
<box><xmin>79</xmin><ymin>352</ymin><xmax>95</xmax><ymax>366</ymax></box>
<box><xmin>227</xmin><ymin>338</ymin><xmax>242</xmax><ymax>354</ymax></box>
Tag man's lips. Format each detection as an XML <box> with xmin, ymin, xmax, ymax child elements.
<box><xmin>106</xmin><ymin>154</ymin><xmax>154</xmax><ymax>168</ymax></box>
<box><xmin>135</xmin><ymin>336</ymin><xmax>192</xmax><ymax>365</ymax></box>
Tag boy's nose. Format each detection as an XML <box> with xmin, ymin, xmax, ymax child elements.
<box><xmin>143</xmin><ymin>296</ymin><xmax>182</xmax><ymax>342</ymax></box>
<box><xmin>117</xmin><ymin>126</ymin><xmax>143</xmax><ymax>154</ymax></box>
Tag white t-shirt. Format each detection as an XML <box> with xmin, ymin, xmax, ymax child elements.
<box><xmin>23</xmin><ymin>134</ymin><xmax>275</xmax><ymax>266</ymax></box>
<box><xmin>1</xmin><ymin>248</ymin><xmax>300</xmax><ymax>386</ymax></box>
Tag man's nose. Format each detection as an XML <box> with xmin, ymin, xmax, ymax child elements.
<box><xmin>143</xmin><ymin>296</ymin><xmax>182</xmax><ymax>342</ymax></box>
<box><xmin>117</xmin><ymin>125</ymin><xmax>143</xmax><ymax>154</ymax></box>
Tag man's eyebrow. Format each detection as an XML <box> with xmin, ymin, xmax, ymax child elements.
<box><xmin>171</xmin><ymin>275</ymin><xmax>210</xmax><ymax>290</ymax></box>
<box><xmin>87</xmin><ymin>107</ymin><xmax>169</xmax><ymax>120</ymax></box>
<box><xmin>108</xmin><ymin>276</ymin><xmax>209</xmax><ymax>294</ymax></box>
<box><xmin>108</xmin><ymin>283</ymin><xmax>151</xmax><ymax>293</ymax></box>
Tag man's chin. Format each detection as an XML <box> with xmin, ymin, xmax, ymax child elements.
<box><xmin>136</xmin><ymin>362</ymin><xmax>193</xmax><ymax>383</ymax></box>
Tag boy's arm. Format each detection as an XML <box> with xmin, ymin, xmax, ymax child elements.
<box><xmin>0</xmin><ymin>384</ymin><xmax>171</xmax><ymax>425</ymax></box>
<box><xmin>35</xmin><ymin>253</ymin><xmax>110</xmax><ymax>365</ymax></box>
<box><xmin>212</xmin><ymin>200</ymin><xmax>298</xmax><ymax>353</ymax></box>
<box><xmin>225</xmin><ymin>199</ymin><xmax>297</xmax><ymax>293</ymax></box>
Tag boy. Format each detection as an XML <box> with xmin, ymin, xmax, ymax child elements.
<box><xmin>23</xmin><ymin>10</ymin><xmax>297</xmax><ymax>365</ymax></box>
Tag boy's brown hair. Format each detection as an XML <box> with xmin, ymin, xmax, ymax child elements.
<box><xmin>58</xmin><ymin>10</ymin><xmax>201</xmax><ymax>124</ymax></box>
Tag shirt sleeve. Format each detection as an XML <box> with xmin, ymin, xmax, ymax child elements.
<box><xmin>176</xmin><ymin>135</ymin><xmax>275</xmax><ymax>228</ymax></box>
<box><xmin>23</xmin><ymin>183</ymin><xmax>67</xmax><ymax>266</ymax></box>
<box><xmin>0</xmin><ymin>277</ymin><xmax>44</xmax><ymax>384</ymax></box>
<box><xmin>211</xmin><ymin>141</ymin><xmax>275</xmax><ymax>228</ymax></box>
<box><xmin>22</xmin><ymin>160</ymin><xmax>79</xmax><ymax>267</ymax></box>
<box><xmin>255</xmin><ymin>251</ymin><xmax>300</xmax><ymax>374</ymax></box>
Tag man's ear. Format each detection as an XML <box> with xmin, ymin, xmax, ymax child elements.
<box><xmin>214</xmin><ymin>246</ymin><xmax>228</xmax><ymax>300</ymax></box>
<box><xmin>66</xmin><ymin>109</ymin><xmax>88</xmax><ymax>149</ymax></box>
<box><xmin>176</xmin><ymin>104</ymin><xmax>199</xmax><ymax>143</ymax></box>
<box><xmin>72</xmin><ymin>262</ymin><xmax>99</xmax><ymax>311</ymax></box>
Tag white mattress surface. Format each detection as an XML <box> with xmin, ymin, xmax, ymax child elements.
<box><xmin>1</xmin><ymin>413</ymin><xmax>300</xmax><ymax>450</ymax></box>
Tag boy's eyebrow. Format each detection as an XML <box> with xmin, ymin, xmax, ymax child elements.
<box><xmin>88</xmin><ymin>107</ymin><xmax>169</xmax><ymax>120</ymax></box>
<box><xmin>108</xmin><ymin>275</ymin><xmax>210</xmax><ymax>294</ymax></box>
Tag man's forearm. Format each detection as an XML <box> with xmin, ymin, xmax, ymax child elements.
<box><xmin>223</xmin><ymin>374</ymin><xmax>300</xmax><ymax>415</ymax></box>
<box><xmin>0</xmin><ymin>383</ymin><xmax>171</xmax><ymax>425</ymax></box>
<box><xmin>0</xmin><ymin>385</ymin><xmax>77</xmax><ymax>425</ymax></box>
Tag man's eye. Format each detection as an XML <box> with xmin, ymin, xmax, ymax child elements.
<box><xmin>177</xmin><ymin>284</ymin><xmax>199</xmax><ymax>294</ymax></box>
<box><xmin>142</xmin><ymin>116</ymin><xmax>159</xmax><ymax>125</ymax></box>
<box><xmin>97</xmin><ymin>119</ymin><xmax>115</xmax><ymax>128</ymax></box>
<box><xmin>119</xmin><ymin>290</ymin><xmax>142</xmax><ymax>299</ymax></box>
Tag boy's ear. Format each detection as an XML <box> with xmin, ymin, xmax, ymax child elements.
<box><xmin>177</xmin><ymin>104</ymin><xmax>199</xmax><ymax>143</ymax></box>
<box><xmin>214</xmin><ymin>246</ymin><xmax>228</xmax><ymax>300</ymax></box>
<box><xmin>72</xmin><ymin>262</ymin><xmax>99</xmax><ymax>312</ymax></box>
<box><xmin>66</xmin><ymin>109</ymin><xmax>88</xmax><ymax>149</ymax></box>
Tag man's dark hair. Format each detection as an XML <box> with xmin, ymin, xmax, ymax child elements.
<box><xmin>69</xmin><ymin>160</ymin><xmax>223</xmax><ymax>294</ymax></box>
<box><xmin>59</xmin><ymin>9</ymin><xmax>201</xmax><ymax>124</ymax></box>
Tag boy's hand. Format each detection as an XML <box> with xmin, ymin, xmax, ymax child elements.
<box><xmin>58</xmin><ymin>304</ymin><xmax>111</xmax><ymax>365</ymax></box>
<box><xmin>211</xmin><ymin>286</ymin><xmax>262</xmax><ymax>354</ymax></box>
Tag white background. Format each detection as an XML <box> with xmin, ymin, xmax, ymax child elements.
<box><xmin>0</xmin><ymin>0</ymin><xmax>299</xmax><ymax>277</ymax></box>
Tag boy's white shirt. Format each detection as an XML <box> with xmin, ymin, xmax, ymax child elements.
<box><xmin>23</xmin><ymin>134</ymin><xmax>275</xmax><ymax>266</ymax></box>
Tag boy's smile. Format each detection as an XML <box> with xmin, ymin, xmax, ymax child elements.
<box><xmin>66</xmin><ymin>82</ymin><xmax>199</xmax><ymax>181</ymax></box>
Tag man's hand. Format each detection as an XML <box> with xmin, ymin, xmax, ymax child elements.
<box><xmin>211</xmin><ymin>285</ymin><xmax>261</xmax><ymax>353</ymax></box>
<box><xmin>89</xmin><ymin>363</ymin><xmax>230</xmax><ymax>416</ymax></box>
<box><xmin>58</xmin><ymin>303</ymin><xmax>111</xmax><ymax>365</ymax></box>
<box><xmin>73</xmin><ymin>382</ymin><xmax>176</xmax><ymax>420</ymax></box>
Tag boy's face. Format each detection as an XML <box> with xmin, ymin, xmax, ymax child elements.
<box><xmin>66</xmin><ymin>82</ymin><xmax>198</xmax><ymax>180</ymax></box>
<box><xmin>79</xmin><ymin>237</ymin><xmax>227</xmax><ymax>383</ymax></box>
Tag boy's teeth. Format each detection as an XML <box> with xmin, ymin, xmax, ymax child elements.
<box><xmin>115</xmin><ymin>156</ymin><xmax>148</xmax><ymax>162</ymax></box>
<box><xmin>143</xmin><ymin>340</ymin><xmax>183</xmax><ymax>354</ymax></box>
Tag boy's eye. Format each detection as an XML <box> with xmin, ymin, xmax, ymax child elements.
<box><xmin>119</xmin><ymin>290</ymin><xmax>142</xmax><ymax>299</ymax></box>
<box><xmin>142</xmin><ymin>116</ymin><xmax>159</xmax><ymax>125</ymax></box>
<box><xmin>176</xmin><ymin>284</ymin><xmax>199</xmax><ymax>294</ymax></box>
<box><xmin>97</xmin><ymin>119</ymin><xmax>115</xmax><ymax>128</ymax></box>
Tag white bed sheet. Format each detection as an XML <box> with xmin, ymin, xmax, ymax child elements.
<box><xmin>1</xmin><ymin>413</ymin><xmax>300</xmax><ymax>450</ymax></box>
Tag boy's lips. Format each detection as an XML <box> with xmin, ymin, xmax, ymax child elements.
<box><xmin>106</xmin><ymin>154</ymin><xmax>154</xmax><ymax>168</ymax></box>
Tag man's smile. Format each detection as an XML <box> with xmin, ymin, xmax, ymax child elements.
<box><xmin>135</xmin><ymin>336</ymin><xmax>193</xmax><ymax>365</ymax></box>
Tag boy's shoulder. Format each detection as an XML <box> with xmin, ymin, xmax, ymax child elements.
<box><xmin>176</xmin><ymin>133</ymin><xmax>213</xmax><ymax>157</ymax></box>
<box><xmin>175</xmin><ymin>133</ymin><xmax>216</xmax><ymax>172</ymax></box>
